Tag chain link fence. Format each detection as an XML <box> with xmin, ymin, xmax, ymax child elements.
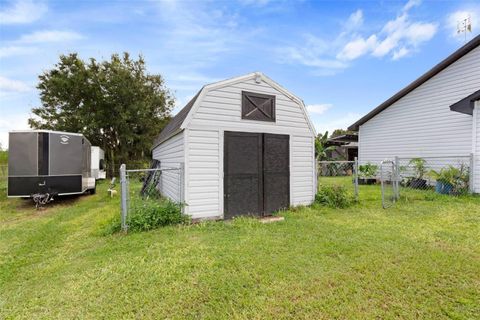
<box><xmin>397</xmin><ymin>155</ymin><xmax>473</xmax><ymax>200</ymax></box>
<box><xmin>318</xmin><ymin>155</ymin><xmax>474</xmax><ymax>207</ymax></box>
<box><xmin>119</xmin><ymin>162</ymin><xmax>184</xmax><ymax>232</ymax></box>
<box><xmin>317</xmin><ymin>160</ymin><xmax>358</xmax><ymax>201</ymax></box>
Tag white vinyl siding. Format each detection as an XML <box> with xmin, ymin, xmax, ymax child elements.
<box><xmin>291</xmin><ymin>135</ymin><xmax>316</xmax><ymax>205</ymax></box>
<box><xmin>152</xmin><ymin>132</ymin><xmax>184</xmax><ymax>202</ymax></box>
<box><xmin>184</xmin><ymin>78</ymin><xmax>315</xmax><ymax>218</ymax></box>
<box><xmin>184</xmin><ymin>128</ymin><xmax>221</xmax><ymax>219</ymax></box>
<box><xmin>474</xmin><ymin>103</ymin><xmax>480</xmax><ymax>192</ymax></box>
<box><xmin>359</xmin><ymin>45</ymin><xmax>480</xmax><ymax>164</ymax></box>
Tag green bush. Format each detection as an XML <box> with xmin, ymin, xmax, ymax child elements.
<box><xmin>358</xmin><ymin>163</ymin><xmax>378</xmax><ymax>178</ymax></box>
<box><xmin>315</xmin><ymin>184</ymin><xmax>353</xmax><ymax>208</ymax></box>
<box><xmin>128</xmin><ymin>199</ymin><xmax>188</xmax><ymax>232</ymax></box>
<box><xmin>105</xmin><ymin>199</ymin><xmax>188</xmax><ymax>234</ymax></box>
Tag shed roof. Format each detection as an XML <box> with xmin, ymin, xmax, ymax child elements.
<box><xmin>152</xmin><ymin>90</ymin><xmax>202</xmax><ymax>149</ymax></box>
<box><xmin>348</xmin><ymin>34</ymin><xmax>480</xmax><ymax>131</ymax></box>
<box><xmin>449</xmin><ymin>89</ymin><xmax>480</xmax><ymax>115</ymax></box>
<box><xmin>152</xmin><ymin>72</ymin><xmax>316</xmax><ymax>149</ymax></box>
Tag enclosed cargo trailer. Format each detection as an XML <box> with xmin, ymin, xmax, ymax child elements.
<box><xmin>91</xmin><ymin>146</ymin><xmax>106</xmax><ymax>180</ymax></box>
<box><xmin>8</xmin><ymin>130</ymin><xmax>96</xmax><ymax>199</ymax></box>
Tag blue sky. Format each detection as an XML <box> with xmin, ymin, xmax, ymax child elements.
<box><xmin>0</xmin><ymin>0</ymin><xmax>479</xmax><ymax>148</ymax></box>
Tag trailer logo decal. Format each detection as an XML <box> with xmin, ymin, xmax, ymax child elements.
<box><xmin>60</xmin><ymin>135</ymin><xmax>70</xmax><ymax>144</ymax></box>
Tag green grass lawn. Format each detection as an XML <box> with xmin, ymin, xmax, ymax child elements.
<box><xmin>1</xmin><ymin>178</ymin><xmax>479</xmax><ymax>319</ymax></box>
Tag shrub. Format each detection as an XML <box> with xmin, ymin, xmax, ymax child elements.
<box><xmin>315</xmin><ymin>184</ymin><xmax>353</xmax><ymax>208</ymax></box>
<box><xmin>409</xmin><ymin>158</ymin><xmax>427</xmax><ymax>179</ymax></box>
<box><xmin>358</xmin><ymin>163</ymin><xmax>378</xmax><ymax>178</ymax></box>
<box><xmin>104</xmin><ymin>199</ymin><xmax>188</xmax><ymax>234</ymax></box>
<box><xmin>428</xmin><ymin>164</ymin><xmax>469</xmax><ymax>195</ymax></box>
<box><xmin>128</xmin><ymin>199</ymin><xmax>188</xmax><ymax>232</ymax></box>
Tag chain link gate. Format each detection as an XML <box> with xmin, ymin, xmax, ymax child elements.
<box><xmin>380</xmin><ymin>160</ymin><xmax>398</xmax><ymax>209</ymax></box>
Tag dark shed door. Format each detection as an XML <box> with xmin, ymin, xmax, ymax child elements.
<box><xmin>224</xmin><ymin>131</ymin><xmax>289</xmax><ymax>218</ymax></box>
<box><xmin>263</xmin><ymin>134</ymin><xmax>289</xmax><ymax>214</ymax></box>
<box><xmin>224</xmin><ymin>132</ymin><xmax>263</xmax><ymax>219</ymax></box>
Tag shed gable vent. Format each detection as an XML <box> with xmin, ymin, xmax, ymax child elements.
<box><xmin>242</xmin><ymin>91</ymin><xmax>276</xmax><ymax>122</ymax></box>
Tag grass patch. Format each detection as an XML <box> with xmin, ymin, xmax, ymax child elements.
<box><xmin>0</xmin><ymin>178</ymin><xmax>479</xmax><ymax>319</ymax></box>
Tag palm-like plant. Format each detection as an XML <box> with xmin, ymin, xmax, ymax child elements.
<box><xmin>315</xmin><ymin>131</ymin><xmax>336</xmax><ymax>160</ymax></box>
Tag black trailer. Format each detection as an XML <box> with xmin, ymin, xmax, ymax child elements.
<box><xmin>8</xmin><ymin>130</ymin><xmax>96</xmax><ymax>201</ymax></box>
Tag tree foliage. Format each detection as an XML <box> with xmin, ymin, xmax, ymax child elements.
<box><xmin>315</xmin><ymin>131</ymin><xmax>335</xmax><ymax>160</ymax></box>
<box><xmin>330</xmin><ymin>128</ymin><xmax>355</xmax><ymax>138</ymax></box>
<box><xmin>29</xmin><ymin>53</ymin><xmax>174</xmax><ymax>175</ymax></box>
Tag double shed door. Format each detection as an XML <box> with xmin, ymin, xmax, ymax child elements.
<box><xmin>224</xmin><ymin>131</ymin><xmax>289</xmax><ymax>219</ymax></box>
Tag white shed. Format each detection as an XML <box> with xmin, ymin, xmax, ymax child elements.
<box><xmin>152</xmin><ymin>72</ymin><xmax>317</xmax><ymax>219</ymax></box>
<box><xmin>349</xmin><ymin>35</ymin><xmax>480</xmax><ymax>192</ymax></box>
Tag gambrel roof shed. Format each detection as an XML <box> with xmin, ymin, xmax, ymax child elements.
<box><xmin>152</xmin><ymin>72</ymin><xmax>317</xmax><ymax>220</ymax></box>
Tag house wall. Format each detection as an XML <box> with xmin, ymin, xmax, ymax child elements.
<box><xmin>184</xmin><ymin>78</ymin><xmax>316</xmax><ymax>219</ymax></box>
<box><xmin>152</xmin><ymin>132</ymin><xmax>184</xmax><ymax>202</ymax></box>
<box><xmin>474</xmin><ymin>102</ymin><xmax>480</xmax><ymax>192</ymax></box>
<box><xmin>358</xmin><ymin>46</ymin><xmax>480</xmax><ymax>165</ymax></box>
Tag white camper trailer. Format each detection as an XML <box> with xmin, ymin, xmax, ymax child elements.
<box><xmin>90</xmin><ymin>146</ymin><xmax>106</xmax><ymax>180</ymax></box>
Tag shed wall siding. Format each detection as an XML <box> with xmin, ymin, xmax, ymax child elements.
<box><xmin>474</xmin><ymin>103</ymin><xmax>480</xmax><ymax>192</ymax></box>
<box><xmin>184</xmin><ymin>78</ymin><xmax>315</xmax><ymax>218</ymax></box>
<box><xmin>358</xmin><ymin>45</ymin><xmax>480</xmax><ymax>164</ymax></box>
<box><xmin>152</xmin><ymin>132</ymin><xmax>184</xmax><ymax>202</ymax></box>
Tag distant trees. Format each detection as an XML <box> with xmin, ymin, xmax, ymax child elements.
<box><xmin>29</xmin><ymin>53</ymin><xmax>174</xmax><ymax>175</ymax></box>
<box><xmin>330</xmin><ymin>129</ymin><xmax>355</xmax><ymax>138</ymax></box>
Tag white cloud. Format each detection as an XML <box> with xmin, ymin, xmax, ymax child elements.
<box><xmin>346</xmin><ymin>9</ymin><xmax>363</xmax><ymax>30</ymax></box>
<box><xmin>313</xmin><ymin>112</ymin><xmax>362</xmax><ymax>134</ymax></box>
<box><xmin>279</xmin><ymin>0</ymin><xmax>437</xmax><ymax>75</ymax></box>
<box><xmin>446</xmin><ymin>8</ymin><xmax>480</xmax><ymax>39</ymax></box>
<box><xmin>392</xmin><ymin>47</ymin><xmax>409</xmax><ymax>60</ymax></box>
<box><xmin>0</xmin><ymin>46</ymin><xmax>37</xmax><ymax>58</ymax></box>
<box><xmin>0</xmin><ymin>76</ymin><xmax>30</xmax><ymax>93</ymax></box>
<box><xmin>306</xmin><ymin>104</ymin><xmax>332</xmax><ymax>115</ymax></box>
<box><xmin>17</xmin><ymin>30</ymin><xmax>84</xmax><ymax>44</ymax></box>
<box><xmin>337</xmin><ymin>35</ymin><xmax>377</xmax><ymax>61</ymax></box>
<box><xmin>341</xmin><ymin>1</ymin><xmax>437</xmax><ymax>61</ymax></box>
<box><xmin>0</xmin><ymin>0</ymin><xmax>47</xmax><ymax>24</ymax></box>
<box><xmin>279</xmin><ymin>35</ymin><xmax>348</xmax><ymax>75</ymax></box>
<box><xmin>402</xmin><ymin>0</ymin><xmax>421</xmax><ymax>12</ymax></box>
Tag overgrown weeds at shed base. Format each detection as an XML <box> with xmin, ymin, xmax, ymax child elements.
<box><xmin>315</xmin><ymin>184</ymin><xmax>353</xmax><ymax>208</ymax></box>
<box><xmin>106</xmin><ymin>199</ymin><xmax>188</xmax><ymax>233</ymax></box>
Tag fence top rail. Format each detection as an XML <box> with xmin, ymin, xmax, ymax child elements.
<box><xmin>318</xmin><ymin>161</ymin><xmax>355</xmax><ymax>164</ymax></box>
<box><xmin>125</xmin><ymin>167</ymin><xmax>179</xmax><ymax>173</ymax></box>
<box><xmin>396</xmin><ymin>155</ymin><xmax>471</xmax><ymax>160</ymax></box>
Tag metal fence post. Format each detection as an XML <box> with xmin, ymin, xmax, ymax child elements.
<box><xmin>120</xmin><ymin>163</ymin><xmax>128</xmax><ymax>232</ymax></box>
<box><xmin>394</xmin><ymin>156</ymin><xmax>400</xmax><ymax>200</ymax></box>
<box><xmin>354</xmin><ymin>157</ymin><xmax>359</xmax><ymax>201</ymax></box>
<box><xmin>469</xmin><ymin>153</ymin><xmax>474</xmax><ymax>194</ymax></box>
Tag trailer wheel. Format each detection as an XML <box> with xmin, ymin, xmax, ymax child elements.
<box><xmin>90</xmin><ymin>186</ymin><xmax>96</xmax><ymax>195</ymax></box>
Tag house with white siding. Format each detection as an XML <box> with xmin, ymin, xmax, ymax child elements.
<box><xmin>349</xmin><ymin>35</ymin><xmax>480</xmax><ymax>192</ymax></box>
<box><xmin>152</xmin><ymin>72</ymin><xmax>316</xmax><ymax>219</ymax></box>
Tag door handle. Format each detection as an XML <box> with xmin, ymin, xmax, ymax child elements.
<box><xmin>39</xmin><ymin>181</ymin><xmax>46</xmax><ymax>186</ymax></box>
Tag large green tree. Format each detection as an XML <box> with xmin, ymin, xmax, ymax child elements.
<box><xmin>29</xmin><ymin>53</ymin><xmax>174</xmax><ymax>175</ymax></box>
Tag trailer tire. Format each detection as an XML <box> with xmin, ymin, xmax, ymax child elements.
<box><xmin>90</xmin><ymin>186</ymin><xmax>96</xmax><ymax>195</ymax></box>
